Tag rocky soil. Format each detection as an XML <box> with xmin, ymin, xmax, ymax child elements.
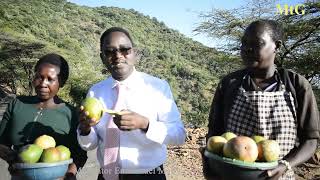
<box><xmin>165</xmin><ymin>128</ymin><xmax>206</xmax><ymax>180</ymax></box>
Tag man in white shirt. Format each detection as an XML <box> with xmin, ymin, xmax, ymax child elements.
<box><xmin>77</xmin><ymin>27</ymin><xmax>186</xmax><ymax>180</ymax></box>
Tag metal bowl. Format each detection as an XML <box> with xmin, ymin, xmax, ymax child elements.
<box><xmin>12</xmin><ymin>159</ymin><xmax>73</xmax><ymax>180</ymax></box>
<box><xmin>205</xmin><ymin>150</ymin><xmax>278</xmax><ymax>180</ymax></box>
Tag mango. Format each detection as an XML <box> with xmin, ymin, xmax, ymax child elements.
<box><xmin>40</xmin><ymin>147</ymin><xmax>61</xmax><ymax>163</ymax></box>
<box><xmin>34</xmin><ymin>135</ymin><xmax>56</xmax><ymax>149</ymax></box>
<box><xmin>56</xmin><ymin>145</ymin><xmax>71</xmax><ymax>161</ymax></box>
<box><xmin>82</xmin><ymin>97</ymin><xmax>104</xmax><ymax>125</ymax></box>
<box><xmin>19</xmin><ymin>144</ymin><xmax>43</xmax><ymax>163</ymax></box>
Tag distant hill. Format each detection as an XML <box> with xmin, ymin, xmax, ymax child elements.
<box><xmin>0</xmin><ymin>0</ymin><xmax>240</xmax><ymax>126</ymax></box>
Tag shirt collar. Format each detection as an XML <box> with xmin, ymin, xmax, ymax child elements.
<box><xmin>111</xmin><ymin>68</ymin><xmax>138</xmax><ymax>89</ymax></box>
<box><xmin>244</xmin><ymin>70</ymin><xmax>280</xmax><ymax>92</ymax></box>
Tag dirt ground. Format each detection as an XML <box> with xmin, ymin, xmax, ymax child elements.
<box><xmin>165</xmin><ymin>128</ymin><xmax>206</xmax><ymax>180</ymax></box>
<box><xmin>164</xmin><ymin>128</ymin><xmax>320</xmax><ymax>180</ymax></box>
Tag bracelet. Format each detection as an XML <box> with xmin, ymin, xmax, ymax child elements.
<box><xmin>278</xmin><ymin>160</ymin><xmax>292</xmax><ymax>171</ymax></box>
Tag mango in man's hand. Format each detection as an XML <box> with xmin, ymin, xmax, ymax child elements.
<box><xmin>82</xmin><ymin>97</ymin><xmax>104</xmax><ymax>125</ymax></box>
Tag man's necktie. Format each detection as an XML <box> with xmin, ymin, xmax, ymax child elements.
<box><xmin>103</xmin><ymin>83</ymin><xmax>124</xmax><ymax>180</ymax></box>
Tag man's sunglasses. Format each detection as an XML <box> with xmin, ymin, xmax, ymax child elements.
<box><xmin>104</xmin><ymin>47</ymin><xmax>132</xmax><ymax>56</ymax></box>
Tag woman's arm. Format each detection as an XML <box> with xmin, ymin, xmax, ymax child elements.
<box><xmin>0</xmin><ymin>144</ymin><xmax>18</xmax><ymax>163</ymax></box>
<box><xmin>0</xmin><ymin>99</ymin><xmax>17</xmax><ymax>163</ymax></box>
<box><xmin>64</xmin><ymin>163</ymin><xmax>78</xmax><ymax>180</ymax></box>
<box><xmin>203</xmin><ymin>82</ymin><xmax>225</xmax><ymax>179</ymax></box>
<box><xmin>207</xmin><ymin>82</ymin><xmax>225</xmax><ymax>140</ymax></box>
<box><xmin>268</xmin><ymin>73</ymin><xmax>320</xmax><ymax>179</ymax></box>
<box><xmin>63</xmin><ymin>107</ymin><xmax>88</xmax><ymax>180</ymax></box>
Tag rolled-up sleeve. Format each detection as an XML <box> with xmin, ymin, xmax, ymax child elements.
<box><xmin>296</xmin><ymin>81</ymin><xmax>320</xmax><ymax>140</ymax></box>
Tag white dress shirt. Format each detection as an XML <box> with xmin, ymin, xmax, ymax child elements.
<box><xmin>77</xmin><ymin>70</ymin><xmax>186</xmax><ymax>173</ymax></box>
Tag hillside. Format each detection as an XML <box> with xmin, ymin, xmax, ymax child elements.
<box><xmin>0</xmin><ymin>0</ymin><xmax>240</xmax><ymax>126</ymax></box>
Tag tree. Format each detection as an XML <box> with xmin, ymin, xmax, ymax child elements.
<box><xmin>279</xmin><ymin>2</ymin><xmax>320</xmax><ymax>85</ymax></box>
<box><xmin>194</xmin><ymin>0</ymin><xmax>277</xmax><ymax>51</ymax></box>
<box><xmin>194</xmin><ymin>0</ymin><xmax>320</xmax><ymax>84</ymax></box>
<box><xmin>0</xmin><ymin>33</ymin><xmax>45</xmax><ymax>95</ymax></box>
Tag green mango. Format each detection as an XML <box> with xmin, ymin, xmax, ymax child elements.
<box><xmin>56</xmin><ymin>145</ymin><xmax>71</xmax><ymax>161</ymax></box>
<box><xmin>19</xmin><ymin>144</ymin><xmax>43</xmax><ymax>163</ymax></box>
<box><xmin>251</xmin><ymin>135</ymin><xmax>266</xmax><ymax>144</ymax></box>
<box><xmin>221</xmin><ymin>132</ymin><xmax>237</xmax><ymax>141</ymax></box>
<box><xmin>40</xmin><ymin>147</ymin><xmax>61</xmax><ymax>163</ymax></box>
<box><xmin>82</xmin><ymin>97</ymin><xmax>104</xmax><ymax>125</ymax></box>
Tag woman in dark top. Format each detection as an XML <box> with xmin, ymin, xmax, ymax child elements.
<box><xmin>204</xmin><ymin>20</ymin><xmax>319</xmax><ymax>179</ymax></box>
<box><xmin>0</xmin><ymin>53</ymin><xmax>87</xmax><ymax>179</ymax></box>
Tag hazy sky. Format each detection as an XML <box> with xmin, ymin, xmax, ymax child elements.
<box><xmin>68</xmin><ymin>0</ymin><xmax>304</xmax><ymax>47</ymax></box>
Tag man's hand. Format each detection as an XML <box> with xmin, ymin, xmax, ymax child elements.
<box><xmin>113</xmin><ymin>110</ymin><xmax>149</xmax><ymax>132</ymax></box>
<box><xmin>266</xmin><ymin>164</ymin><xmax>286</xmax><ymax>180</ymax></box>
<box><xmin>78</xmin><ymin>106</ymin><xmax>94</xmax><ymax>135</ymax></box>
